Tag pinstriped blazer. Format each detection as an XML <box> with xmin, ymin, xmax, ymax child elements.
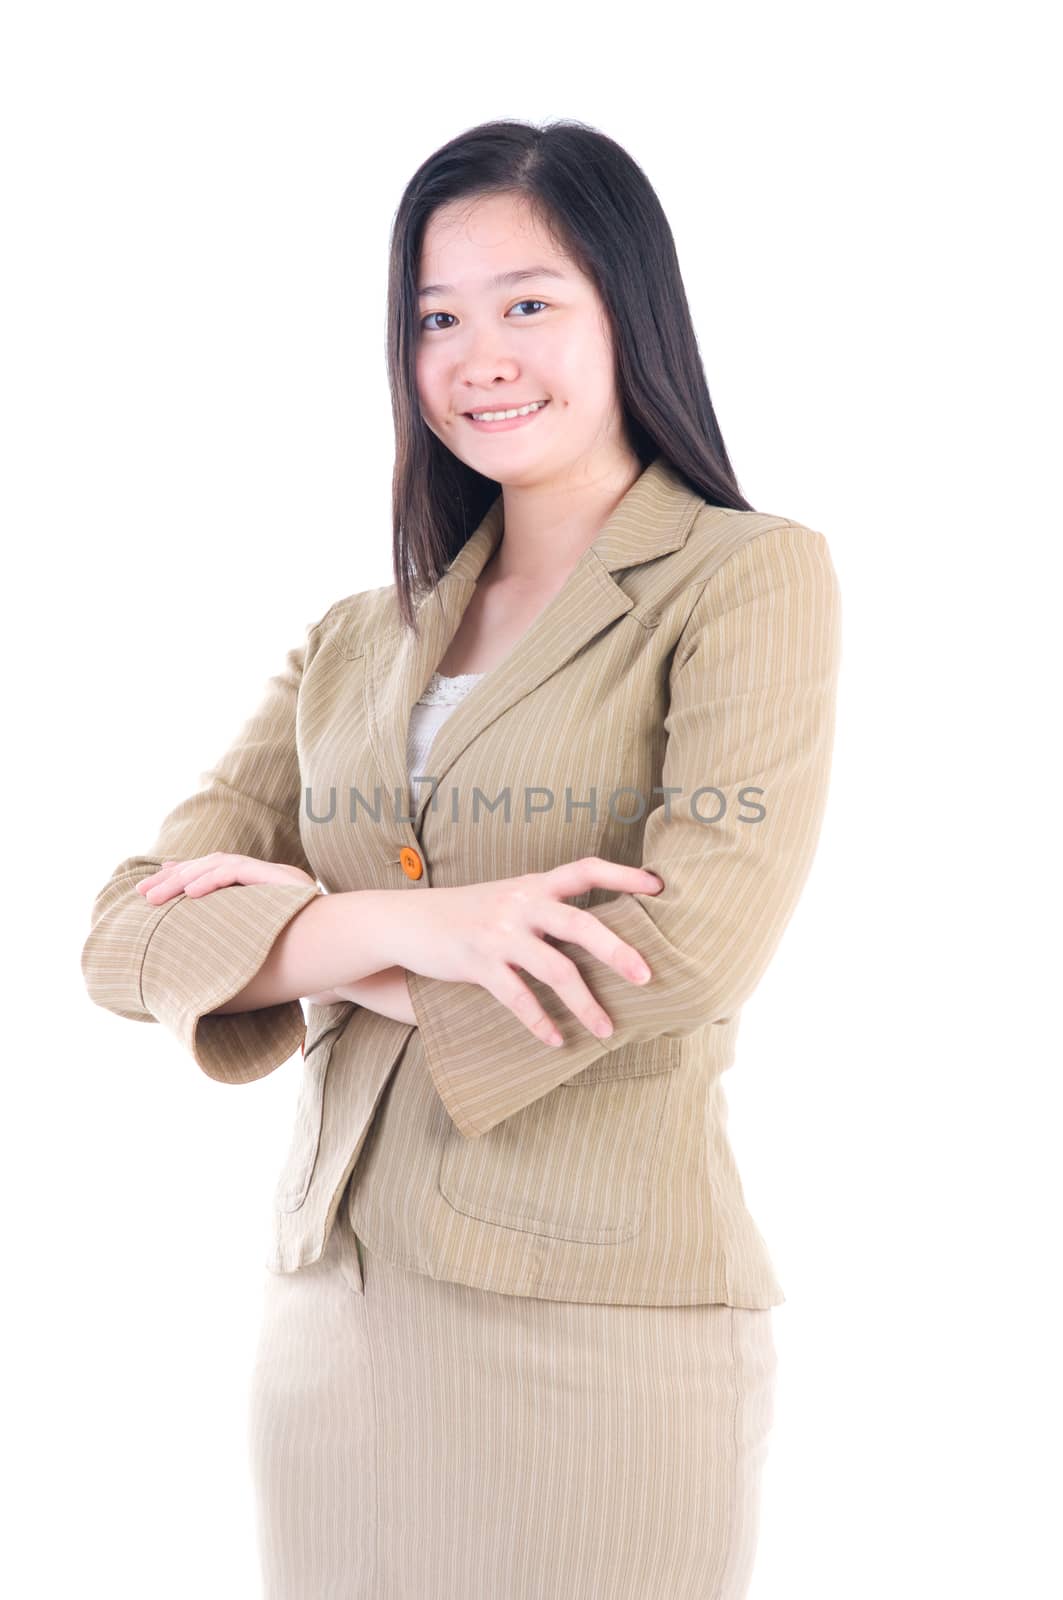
<box><xmin>80</xmin><ymin>453</ymin><xmax>841</xmax><ymax>1307</ymax></box>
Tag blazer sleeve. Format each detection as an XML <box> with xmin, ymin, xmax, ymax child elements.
<box><xmin>405</xmin><ymin>523</ymin><xmax>842</xmax><ymax>1137</ymax></box>
<box><xmin>79</xmin><ymin>618</ymin><xmax>330</xmax><ymax>1086</ymax></box>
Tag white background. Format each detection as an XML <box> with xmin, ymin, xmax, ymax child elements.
<box><xmin>4</xmin><ymin>1</ymin><xmax>1059</xmax><ymax>1595</ymax></box>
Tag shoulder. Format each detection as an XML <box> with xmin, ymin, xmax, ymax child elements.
<box><xmin>635</xmin><ymin>501</ymin><xmax>838</xmax><ymax>639</ymax></box>
<box><xmin>680</xmin><ymin>503</ymin><xmax>839</xmax><ymax>618</ymax></box>
<box><xmin>684</xmin><ymin>502</ymin><xmax>835</xmax><ymax>588</ymax></box>
<box><xmin>670</xmin><ymin>505</ymin><xmax>840</xmax><ymax>671</ymax></box>
<box><xmin>304</xmin><ymin>583</ymin><xmax>401</xmax><ymax>660</ymax></box>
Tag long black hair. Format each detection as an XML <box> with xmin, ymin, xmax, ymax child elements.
<box><xmin>386</xmin><ymin>117</ymin><xmax>755</xmax><ymax>633</ymax></box>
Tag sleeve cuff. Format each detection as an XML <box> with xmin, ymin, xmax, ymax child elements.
<box><xmin>139</xmin><ymin>881</ymin><xmax>321</xmax><ymax>1084</ymax></box>
<box><xmin>406</xmin><ymin>956</ymin><xmax>615</xmax><ymax>1139</ymax></box>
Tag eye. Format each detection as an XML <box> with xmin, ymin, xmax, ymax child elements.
<box><xmin>421</xmin><ymin>312</ymin><xmax>456</xmax><ymax>333</ymax></box>
<box><xmin>419</xmin><ymin>300</ymin><xmax>550</xmax><ymax>333</ymax></box>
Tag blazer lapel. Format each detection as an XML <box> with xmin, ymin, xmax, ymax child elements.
<box><xmin>364</xmin><ymin>453</ymin><xmax>704</xmax><ymax>836</ymax></box>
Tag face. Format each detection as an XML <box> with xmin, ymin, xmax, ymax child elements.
<box><xmin>415</xmin><ymin>191</ymin><xmax>628</xmax><ymax>487</ymax></box>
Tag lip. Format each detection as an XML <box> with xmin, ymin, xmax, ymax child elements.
<box><xmin>462</xmin><ymin>399</ymin><xmax>551</xmax><ymax>433</ymax></box>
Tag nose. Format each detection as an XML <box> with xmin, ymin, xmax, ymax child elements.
<box><xmin>459</xmin><ymin>341</ymin><xmax>520</xmax><ymax>389</ymax></box>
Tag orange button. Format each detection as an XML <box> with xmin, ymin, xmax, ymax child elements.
<box><xmin>399</xmin><ymin>846</ymin><xmax>423</xmax><ymax>880</ymax></box>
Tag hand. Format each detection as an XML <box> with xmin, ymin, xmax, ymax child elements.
<box><xmin>133</xmin><ymin>853</ymin><xmax>319</xmax><ymax>904</ymax></box>
<box><xmin>390</xmin><ymin>857</ymin><xmax>664</xmax><ymax>1047</ymax></box>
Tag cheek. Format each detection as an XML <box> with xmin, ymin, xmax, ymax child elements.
<box><xmin>415</xmin><ymin>348</ymin><xmax>439</xmax><ymax>409</ymax></box>
<box><xmin>550</xmin><ymin>327</ymin><xmax>609</xmax><ymax>392</ymax></box>
<box><xmin>416</xmin><ymin>372</ymin><xmax>447</xmax><ymax>437</ymax></box>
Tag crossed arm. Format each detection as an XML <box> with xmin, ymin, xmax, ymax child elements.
<box><xmin>82</xmin><ymin>526</ymin><xmax>840</xmax><ymax>1113</ymax></box>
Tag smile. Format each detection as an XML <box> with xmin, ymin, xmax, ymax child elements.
<box><xmin>463</xmin><ymin>399</ymin><xmax>551</xmax><ymax>432</ymax></box>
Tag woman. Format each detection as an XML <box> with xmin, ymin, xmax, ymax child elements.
<box><xmin>82</xmin><ymin>119</ymin><xmax>841</xmax><ymax>1598</ymax></box>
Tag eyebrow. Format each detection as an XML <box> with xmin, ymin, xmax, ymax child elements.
<box><xmin>417</xmin><ymin>265</ymin><xmax>569</xmax><ymax>299</ymax></box>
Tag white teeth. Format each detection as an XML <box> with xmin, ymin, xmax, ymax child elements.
<box><xmin>470</xmin><ymin>400</ymin><xmax>548</xmax><ymax>421</ymax></box>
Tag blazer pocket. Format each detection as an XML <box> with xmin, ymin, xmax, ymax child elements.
<box><xmin>437</xmin><ymin>1064</ymin><xmax>678</xmax><ymax>1244</ymax></box>
<box><xmin>272</xmin><ymin>1003</ymin><xmax>351</xmax><ymax>1214</ymax></box>
<box><xmin>559</xmin><ymin>1035</ymin><xmax>684</xmax><ymax>1088</ymax></box>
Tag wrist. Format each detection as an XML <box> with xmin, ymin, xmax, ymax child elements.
<box><xmin>360</xmin><ymin>886</ymin><xmax>419</xmax><ymax>970</ymax></box>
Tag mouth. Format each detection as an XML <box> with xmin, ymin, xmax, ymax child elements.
<box><xmin>462</xmin><ymin>398</ymin><xmax>551</xmax><ymax>433</ymax></box>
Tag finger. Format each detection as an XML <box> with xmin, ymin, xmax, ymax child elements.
<box><xmin>183</xmin><ymin>854</ymin><xmax>296</xmax><ymax>895</ymax></box>
<box><xmin>186</xmin><ymin>863</ymin><xmax>293</xmax><ymax>893</ymax></box>
<box><xmin>539</xmin><ymin>901</ymin><xmax>652</xmax><ymax>986</ymax></box>
<box><xmin>138</xmin><ymin>869</ymin><xmax>194</xmax><ymax>902</ymax></box>
<box><xmin>547</xmin><ymin>856</ymin><xmax>664</xmax><ymax>899</ymax></box>
<box><xmin>509</xmin><ymin>934</ymin><xmax>623</xmax><ymax>1039</ymax></box>
<box><xmin>182</xmin><ymin>867</ymin><xmax>244</xmax><ymax>897</ymax></box>
<box><xmin>480</xmin><ymin>964</ymin><xmax>565</xmax><ymax>1048</ymax></box>
<box><xmin>139</xmin><ymin>859</ymin><xmax>223</xmax><ymax>901</ymax></box>
<box><xmin>141</xmin><ymin>879</ymin><xmax>194</xmax><ymax>902</ymax></box>
<box><xmin>486</xmin><ymin>940</ymin><xmax>611</xmax><ymax>1043</ymax></box>
<box><xmin>135</xmin><ymin>855</ymin><xmax>222</xmax><ymax>891</ymax></box>
<box><xmin>134</xmin><ymin>862</ymin><xmax>185</xmax><ymax>892</ymax></box>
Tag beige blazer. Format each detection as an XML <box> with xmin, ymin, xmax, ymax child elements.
<box><xmin>81</xmin><ymin>454</ymin><xmax>841</xmax><ymax>1307</ymax></box>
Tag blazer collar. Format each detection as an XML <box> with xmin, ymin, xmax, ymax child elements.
<box><xmin>442</xmin><ymin>449</ymin><xmax>701</xmax><ymax>582</ymax></box>
<box><xmin>363</xmin><ymin>453</ymin><xmax>704</xmax><ymax>838</ymax></box>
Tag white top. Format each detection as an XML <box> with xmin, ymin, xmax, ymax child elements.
<box><xmin>406</xmin><ymin>670</ymin><xmax>485</xmax><ymax>785</ymax></box>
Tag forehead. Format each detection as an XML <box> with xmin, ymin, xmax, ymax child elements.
<box><xmin>417</xmin><ymin>195</ymin><xmax>575</xmax><ymax>297</ymax></box>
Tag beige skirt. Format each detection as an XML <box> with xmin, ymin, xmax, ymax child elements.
<box><xmin>247</xmin><ymin>1191</ymin><xmax>777</xmax><ymax>1599</ymax></box>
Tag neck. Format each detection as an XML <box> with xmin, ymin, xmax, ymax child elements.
<box><xmin>488</xmin><ymin>447</ymin><xmax>643</xmax><ymax>587</ymax></box>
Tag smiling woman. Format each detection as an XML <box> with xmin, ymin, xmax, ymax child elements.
<box><xmin>82</xmin><ymin>114</ymin><xmax>838</xmax><ymax>1600</ymax></box>
<box><xmin>249</xmin><ymin>119</ymin><xmax>818</xmax><ymax>1600</ymax></box>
